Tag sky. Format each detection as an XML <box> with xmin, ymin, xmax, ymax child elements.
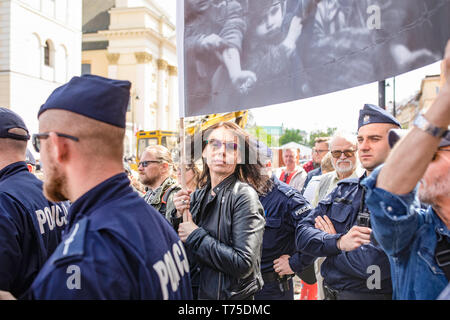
<box><xmin>159</xmin><ymin>1</ymin><xmax>443</xmax><ymax>134</ymax></box>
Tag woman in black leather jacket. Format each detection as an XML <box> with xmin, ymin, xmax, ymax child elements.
<box><xmin>174</xmin><ymin>121</ymin><xmax>271</xmax><ymax>300</ymax></box>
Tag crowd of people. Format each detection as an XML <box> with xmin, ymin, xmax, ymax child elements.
<box><xmin>0</xmin><ymin>40</ymin><xmax>449</xmax><ymax>300</ymax></box>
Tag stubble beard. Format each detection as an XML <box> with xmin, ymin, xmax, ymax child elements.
<box><xmin>418</xmin><ymin>171</ymin><xmax>450</xmax><ymax>205</ymax></box>
<box><xmin>43</xmin><ymin>163</ymin><xmax>69</xmax><ymax>202</ymax></box>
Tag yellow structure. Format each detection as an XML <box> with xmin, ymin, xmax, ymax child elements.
<box><xmin>132</xmin><ymin>111</ymin><xmax>249</xmax><ymax>170</ymax></box>
<box><xmin>82</xmin><ymin>0</ymin><xmax>177</xmax><ymax>157</ymax></box>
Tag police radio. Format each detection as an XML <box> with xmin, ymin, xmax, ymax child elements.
<box><xmin>356</xmin><ymin>189</ymin><xmax>371</xmax><ymax>227</ymax></box>
<box><xmin>356</xmin><ymin>211</ymin><xmax>371</xmax><ymax>227</ymax></box>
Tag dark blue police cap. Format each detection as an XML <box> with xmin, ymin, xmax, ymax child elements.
<box><xmin>0</xmin><ymin>107</ymin><xmax>30</xmax><ymax>141</ymax></box>
<box><xmin>38</xmin><ymin>75</ymin><xmax>131</xmax><ymax>128</ymax></box>
<box><xmin>358</xmin><ymin>104</ymin><xmax>401</xmax><ymax>130</ymax></box>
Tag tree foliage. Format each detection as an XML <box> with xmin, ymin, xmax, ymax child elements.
<box><xmin>279</xmin><ymin>128</ymin><xmax>307</xmax><ymax>146</ymax></box>
<box><xmin>307</xmin><ymin>127</ymin><xmax>337</xmax><ymax>147</ymax></box>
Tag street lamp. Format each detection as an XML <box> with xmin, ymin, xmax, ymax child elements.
<box><xmin>386</xmin><ymin>77</ymin><xmax>396</xmax><ymax>117</ymax></box>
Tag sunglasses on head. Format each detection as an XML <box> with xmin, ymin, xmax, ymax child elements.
<box><xmin>32</xmin><ymin>132</ymin><xmax>79</xmax><ymax>153</ymax></box>
<box><xmin>206</xmin><ymin>139</ymin><xmax>238</xmax><ymax>152</ymax></box>
<box><xmin>330</xmin><ymin>149</ymin><xmax>356</xmax><ymax>159</ymax></box>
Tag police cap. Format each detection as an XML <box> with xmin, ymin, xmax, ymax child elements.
<box><xmin>0</xmin><ymin>107</ymin><xmax>30</xmax><ymax>141</ymax></box>
<box><xmin>358</xmin><ymin>104</ymin><xmax>401</xmax><ymax>131</ymax></box>
<box><xmin>38</xmin><ymin>75</ymin><xmax>131</xmax><ymax>128</ymax></box>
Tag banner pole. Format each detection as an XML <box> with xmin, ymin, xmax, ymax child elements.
<box><xmin>179</xmin><ymin>117</ymin><xmax>186</xmax><ymax>190</ymax></box>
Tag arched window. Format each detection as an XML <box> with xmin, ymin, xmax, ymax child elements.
<box><xmin>44</xmin><ymin>40</ymin><xmax>51</xmax><ymax>66</ymax></box>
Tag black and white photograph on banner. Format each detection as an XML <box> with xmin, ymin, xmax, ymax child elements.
<box><xmin>179</xmin><ymin>0</ymin><xmax>450</xmax><ymax>117</ymax></box>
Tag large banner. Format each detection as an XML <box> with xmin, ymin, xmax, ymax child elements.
<box><xmin>177</xmin><ymin>0</ymin><xmax>450</xmax><ymax>117</ymax></box>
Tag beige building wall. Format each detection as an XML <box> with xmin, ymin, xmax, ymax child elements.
<box><xmin>82</xmin><ymin>0</ymin><xmax>178</xmax><ymax>157</ymax></box>
<box><xmin>396</xmin><ymin>75</ymin><xmax>441</xmax><ymax>128</ymax></box>
<box><xmin>82</xmin><ymin>50</ymin><xmax>109</xmax><ymax>77</ymax></box>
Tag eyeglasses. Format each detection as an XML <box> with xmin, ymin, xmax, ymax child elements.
<box><xmin>138</xmin><ymin>160</ymin><xmax>163</xmax><ymax>168</ymax></box>
<box><xmin>330</xmin><ymin>149</ymin><xmax>357</xmax><ymax>159</ymax></box>
<box><xmin>432</xmin><ymin>149</ymin><xmax>450</xmax><ymax>162</ymax></box>
<box><xmin>206</xmin><ymin>139</ymin><xmax>238</xmax><ymax>152</ymax></box>
<box><xmin>313</xmin><ymin>149</ymin><xmax>328</xmax><ymax>154</ymax></box>
<box><xmin>32</xmin><ymin>132</ymin><xmax>79</xmax><ymax>153</ymax></box>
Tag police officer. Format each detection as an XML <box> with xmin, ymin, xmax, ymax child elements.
<box><xmin>24</xmin><ymin>75</ymin><xmax>191</xmax><ymax>299</ymax></box>
<box><xmin>296</xmin><ymin>104</ymin><xmax>400</xmax><ymax>300</ymax></box>
<box><xmin>0</xmin><ymin>107</ymin><xmax>69</xmax><ymax>299</ymax></box>
<box><xmin>254</xmin><ymin>152</ymin><xmax>312</xmax><ymax>300</ymax></box>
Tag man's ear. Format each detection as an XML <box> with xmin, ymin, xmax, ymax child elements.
<box><xmin>48</xmin><ymin>132</ymin><xmax>69</xmax><ymax>164</ymax></box>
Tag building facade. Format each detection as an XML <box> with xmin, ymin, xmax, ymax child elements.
<box><xmin>82</xmin><ymin>0</ymin><xmax>178</xmax><ymax>157</ymax></box>
<box><xmin>0</xmin><ymin>0</ymin><xmax>81</xmax><ymax>137</ymax></box>
<box><xmin>396</xmin><ymin>74</ymin><xmax>443</xmax><ymax>128</ymax></box>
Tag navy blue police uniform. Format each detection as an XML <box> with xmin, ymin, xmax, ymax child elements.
<box><xmin>30</xmin><ymin>173</ymin><xmax>192</xmax><ymax>299</ymax></box>
<box><xmin>296</xmin><ymin>175</ymin><xmax>393</xmax><ymax>299</ymax></box>
<box><xmin>29</xmin><ymin>74</ymin><xmax>192</xmax><ymax>299</ymax></box>
<box><xmin>0</xmin><ymin>108</ymin><xmax>69</xmax><ymax>299</ymax></box>
<box><xmin>255</xmin><ymin>175</ymin><xmax>312</xmax><ymax>300</ymax></box>
<box><xmin>295</xmin><ymin>104</ymin><xmax>400</xmax><ymax>300</ymax></box>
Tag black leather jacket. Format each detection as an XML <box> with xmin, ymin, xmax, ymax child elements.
<box><xmin>185</xmin><ymin>174</ymin><xmax>265</xmax><ymax>300</ymax></box>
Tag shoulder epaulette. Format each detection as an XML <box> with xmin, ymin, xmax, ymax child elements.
<box><xmin>54</xmin><ymin>218</ymin><xmax>89</xmax><ymax>266</ymax></box>
<box><xmin>275</xmin><ymin>179</ymin><xmax>296</xmax><ymax>198</ymax></box>
<box><xmin>337</xmin><ymin>177</ymin><xmax>360</xmax><ymax>185</ymax></box>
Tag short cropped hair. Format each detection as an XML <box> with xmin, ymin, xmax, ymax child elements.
<box><xmin>315</xmin><ymin>136</ymin><xmax>330</xmax><ymax>144</ymax></box>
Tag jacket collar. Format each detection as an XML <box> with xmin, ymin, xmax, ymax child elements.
<box><xmin>67</xmin><ymin>173</ymin><xmax>131</xmax><ymax>228</ymax></box>
<box><xmin>212</xmin><ymin>174</ymin><xmax>237</xmax><ymax>195</ymax></box>
<box><xmin>0</xmin><ymin>161</ymin><xmax>28</xmax><ymax>181</ymax></box>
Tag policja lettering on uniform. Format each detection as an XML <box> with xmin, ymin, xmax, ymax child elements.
<box><xmin>35</xmin><ymin>203</ymin><xmax>69</xmax><ymax>234</ymax></box>
<box><xmin>153</xmin><ymin>240</ymin><xmax>190</xmax><ymax>300</ymax></box>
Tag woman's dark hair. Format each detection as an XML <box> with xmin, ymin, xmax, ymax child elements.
<box><xmin>198</xmin><ymin>121</ymin><xmax>272</xmax><ymax>195</ymax></box>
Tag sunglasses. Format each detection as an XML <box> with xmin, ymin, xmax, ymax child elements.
<box><xmin>432</xmin><ymin>149</ymin><xmax>450</xmax><ymax>161</ymax></box>
<box><xmin>32</xmin><ymin>132</ymin><xmax>79</xmax><ymax>153</ymax></box>
<box><xmin>138</xmin><ymin>160</ymin><xmax>163</xmax><ymax>168</ymax></box>
<box><xmin>206</xmin><ymin>139</ymin><xmax>238</xmax><ymax>152</ymax></box>
<box><xmin>330</xmin><ymin>149</ymin><xmax>357</xmax><ymax>159</ymax></box>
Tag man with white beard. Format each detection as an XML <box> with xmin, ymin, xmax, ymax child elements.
<box><xmin>311</xmin><ymin>132</ymin><xmax>363</xmax><ymax>207</ymax></box>
<box><xmin>309</xmin><ymin>132</ymin><xmax>362</xmax><ymax>300</ymax></box>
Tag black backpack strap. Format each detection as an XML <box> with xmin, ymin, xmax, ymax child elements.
<box><xmin>435</xmin><ymin>234</ymin><xmax>450</xmax><ymax>281</ymax></box>
<box><xmin>159</xmin><ymin>185</ymin><xmax>179</xmax><ymax>216</ymax></box>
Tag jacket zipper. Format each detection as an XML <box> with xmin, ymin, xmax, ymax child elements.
<box><xmin>216</xmin><ymin>194</ymin><xmax>222</xmax><ymax>300</ymax></box>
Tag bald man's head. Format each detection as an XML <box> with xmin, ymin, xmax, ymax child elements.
<box><xmin>38</xmin><ymin>109</ymin><xmax>125</xmax><ymax>163</ymax></box>
<box><xmin>0</xmin><ymin>127</ymin><xmax>28</xmax><ymax>158</ymax></box>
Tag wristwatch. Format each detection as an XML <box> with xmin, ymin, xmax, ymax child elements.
<box><xmin>413</xmin><ymin>113</ymin><xmax>449</xmax><ymax>138</ymax></box>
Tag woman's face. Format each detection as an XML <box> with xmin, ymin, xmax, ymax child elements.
<box><xmin>177</xmin><ymin>165</ymin><xmax>195</xmax><ymax>188</ymax></box>
<box><xmin>203</xmin><ymin>126</ymin><xmax>239</xmax><ymax>178</ymax></box>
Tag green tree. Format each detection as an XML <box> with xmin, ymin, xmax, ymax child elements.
<box><xmin>307</xmin><ymin>127</ymin><xmax>337</xmax><ymax>147</ymax></box>
<box><xmin>279</xmin><ymin>128</ymin><xmax>306</xmax><ymax>146</ymax></box>
<box><xmin>247</xmin><ymin>126</ymin><xmax>273</xmax><ymax>147</ymax></box>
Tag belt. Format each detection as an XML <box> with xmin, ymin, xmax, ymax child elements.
<box><xmin>262</xmin><ymin>272</ymin><xmax>281</xmax><ymax>283</ymax></box>
<box><xmin>323</xmin><ymin>286</ymin><xmax>392</xmax><ymax>300</ymax></box>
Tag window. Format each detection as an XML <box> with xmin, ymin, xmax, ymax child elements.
<box><xmin>81</xmin><ymin>63</ymin><xmax>91</xmax><ymax>75</ymax></box>
<box><xmin>44</xmin><ymin>42</ymin><xmax>50</xmax><ymax>66</ymax></box>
